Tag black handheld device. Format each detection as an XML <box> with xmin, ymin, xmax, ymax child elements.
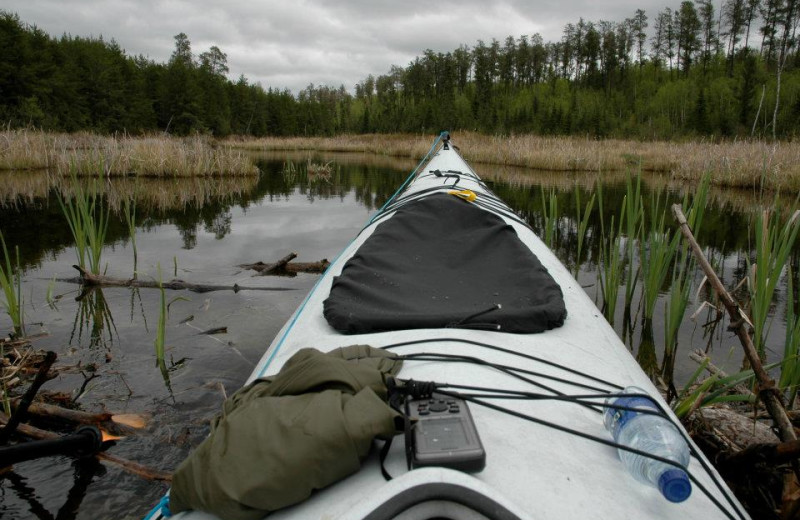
<box><xmin>406</xmin><ymin>392</ymin><xmax>486</xmax><ymax>473</ymax></box>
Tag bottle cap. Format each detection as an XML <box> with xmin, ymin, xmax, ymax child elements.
<box><xmin>658</xmin><ymin>469</ymin><xmax>692</xmax><ymax>503</ymax></box>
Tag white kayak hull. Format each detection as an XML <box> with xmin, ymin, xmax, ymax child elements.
<box><xmin>165</xmin><ymin>135</ymin><xmax>748</xmax><ymax>520</ymax></box>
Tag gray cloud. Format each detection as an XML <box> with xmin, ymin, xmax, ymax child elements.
<box><xmin>4</xmin><ymin>0</ymin><xmax>668</xmax><ymax>92</ymax></box>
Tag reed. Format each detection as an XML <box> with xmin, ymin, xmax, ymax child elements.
<box><xmin>748</xmin><ymin>205</ymin><xmax>800</xmax><ymax>356</ymax></box>
<box><xmin>780</xmin><ymin>269</ymin><xmax>800</xmax><ymax>407</ymax></box>
<box><xmin>672</xmin><ymin>358</ymin><xmax>756</xmax><ymax>419</ymax></box>
<box><xmin>639</xmin><ymin>194</ymin><xmax>679</xmax><ymax>321</ymax></box>
<box><xmin>122</xmin><ymin>187</ymin><xmax>138</xmax><ymax>278</ymax></box>
<box><xmin>1</xmin><ymin>129</ymin><xmax>259</xmax><ymax>176</ymax></box>
<box><xmin>0</xmin><ymin>231</ymin><xmax>23</xmax><ymax>336</ymax></box>
<box><xmin>540</xmin><ymin>188</ymin><xmax>558</xmax><ymax>249</ymax></box>
<box><xmin>155</xmin><ymin>264</ymin><xmax>167</xmax><ymax>370</ymax></box>
<box><xmin>227</xmin><ymin>132</ymin><xmax>800</xmax><ymax>191</ymax></box>
<box><xmin>573</xmin><ymin>187</ymin><xmax>595</xmax><ymax>278</ymax></box>
<box><xmin>622</xmin><ymin>174</ymin><xmax>643</xmax><ymax>315</ymax></box>
<box><xmin>58</xmin><ymin>171</ymin><xmax>110</xmax><ymax>275</ymax></box>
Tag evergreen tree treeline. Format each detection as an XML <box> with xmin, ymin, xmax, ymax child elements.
<box><xmin>1</xmin><ymin>3</ymin><xmax>799</xmax><ymax>139</ymax></box>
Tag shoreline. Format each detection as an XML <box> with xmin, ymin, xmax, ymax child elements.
<box><xmin>3</xmin><ymin>129</ymin><xmax>800</xmax><ymax>191</ymax></box>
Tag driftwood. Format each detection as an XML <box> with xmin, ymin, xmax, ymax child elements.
<box><xmin>0</xmin><ymin>413</ymin><xmax>171</xmax><ymax>482</ymax></box>
<box><xmin>65</xmin><ymin>265</ymin><xmax>293</xmax><ymax>293</ymax></box>
<box><xmin>9</xmin><ymin>399</ymin><xmax>148</xmax><ymax>437</ymax></box>
<box><xmin>673</xmin><ymin>204</ymin><xmax>796</xmax><ymax>445</ymax></box>
<box><xmin>239</xmin><ymin>251</ymin><xmax>330</xmax><ymax>277</ymax></box>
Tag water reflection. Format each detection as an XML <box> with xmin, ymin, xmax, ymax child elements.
<box><xmin>70</xmin><ymin>287</ymin><xmax>117</xmax><ymax>351</ymax></box>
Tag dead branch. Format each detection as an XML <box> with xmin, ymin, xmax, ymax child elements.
<box><xmin>239</xmin><ymin>252</ymin><xmax>330</xmax><ymax>276</ymax></box>
<box><xmin>64</xmin><ymin>265</ymin><xmax>294</xmax><ymax>293</ymax></box>
<box><xmin>0</xmin><ymin>413</ymin><xmax>171</xmax><ymax>482</ymax></box>
<box><xmin>9</xmin><ymin>399</ymin><xmax>148</xmax><ymax>437</ymax></box>
<box><xmin>673</xmin><ymin>204</ymin><xmax>796</xmax><ymax>444</ymax></box>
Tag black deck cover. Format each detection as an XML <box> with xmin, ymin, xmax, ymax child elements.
<box><xmin>323</xmin><ymin>194</ymin><xmax>567</xmax><ymax>334</ymax></box>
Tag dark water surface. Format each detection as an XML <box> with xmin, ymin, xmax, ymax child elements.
<box><xmin>0</xmin><ymin>151</ymin><xmax>795</xmax><ymax>519</ymax></box>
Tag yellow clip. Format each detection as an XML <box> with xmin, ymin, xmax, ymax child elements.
<box><xmin>448</xmin><ymin>189</ymin><xmax>477</xmax><ymax>203</ymax></box>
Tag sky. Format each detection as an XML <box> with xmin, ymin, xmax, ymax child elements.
<box><xmin>4</xmin><ymin>0</ymin><xmax>669</xmax><ymax>93</ymax></box>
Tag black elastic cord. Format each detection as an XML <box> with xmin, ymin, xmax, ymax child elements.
<box><xmin>382</xmin><ymin>337</ymin><xmax>623</xmax><ymax>391</ymax></box>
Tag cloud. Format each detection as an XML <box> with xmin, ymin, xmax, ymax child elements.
<box><xmin>4</xmin><ymin>0</ymin><xmax>667</xmax><ymax>92</ymax></box>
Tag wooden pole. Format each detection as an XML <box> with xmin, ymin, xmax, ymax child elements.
<box><xmin>672</xmin><ymin>204</ymin><xmax>796</xmax><ymax>443</ymax></box>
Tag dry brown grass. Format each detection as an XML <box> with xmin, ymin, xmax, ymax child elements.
<box><xmin>0</xmin><ymin>169</ymin><xmax>260</xmax><ymax>212</ymax></box>
<box><xmin>228</xmin><ymin>132</ymin><xmax>800</xmax><ymax>192</ymax></box>
<box><xmin>0</xmin><ymin>129</ymin><xmax>259</xmax><ymax>176</ymax></box>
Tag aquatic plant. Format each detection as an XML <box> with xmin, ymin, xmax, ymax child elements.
<box><xmin>573</xmin><ymin>187</ymin><xmax>595</xmax><ymax>278</ymax></box>
<box><xmin>122</xmin><ymin>187</ymin><xmax>138</xmax><ymax>278</ymax></box>
<box><xmin>747</xmin><ymin>205</ymin><xmax>800</xmax><ymax>356</ymax></box>
<box><xmin>540</xmin><ymin>188</ymin><xmax>558</xmax><ymax>249</ymax></box>
<box><xmin>58</xmin><ymin>170</ymin><xmax>110</xmax><ymax>275</ymax></box>
<box><xmin>779</xmin><ymin>269</ymin><xmax>800</xmax><ymax>407</ymax></box>
<box><xmin>671</xmin><ymin>357</ymin><xmax>756</xmax><ymax>419</ymax></box>
<box><xmin>639</xmin><ymin>190</ymin><xmax>678</xmax><ymax>321</ymax></box>
<box><xmin>622</xmin><ymin>173</ymin><xmax>643</xmax><ymax>315</ymax></box>
<box><xmin>0</xmin><ymin>231</ymin><xmax>23</xmax><ymax>336</ymax></box>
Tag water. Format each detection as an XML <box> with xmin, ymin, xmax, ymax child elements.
<box><xmin>0</xmin><ymin>150</ymin><xmax>795</xmax><ymax>518</ymax></box>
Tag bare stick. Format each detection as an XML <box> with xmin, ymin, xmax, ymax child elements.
<box><xmin>673</xmin><ymin>204</ymin><xmax>796</xmax><ymax>443</ymax></box>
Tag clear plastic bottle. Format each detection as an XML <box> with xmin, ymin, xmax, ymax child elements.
<box><xmin>603</xmin><ymin>386</ymin><xmax>692</xmax><ymax>503</ymax></box>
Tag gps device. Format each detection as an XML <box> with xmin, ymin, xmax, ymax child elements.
<box><xmin>406</xmin><ymin>393</ymin><xmax>486</xmax><ymax>473</ymax></box>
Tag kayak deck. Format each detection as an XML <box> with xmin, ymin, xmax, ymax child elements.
<box><xmin>168</xmin><ymin>137</ymin><xmax>748</xmax><ymax>520</ymax></box>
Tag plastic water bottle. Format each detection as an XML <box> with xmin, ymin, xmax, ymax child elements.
<box><xmin>603</xmin><ymin>386</ymin><xmax>692</xmax><ymax>503</ymax></box>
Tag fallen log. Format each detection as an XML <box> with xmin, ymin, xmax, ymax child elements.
<box><xmin>10</xmin><ymin>399</ymin><xmax>149</xmax><ymax>437</ymax></box>
<box><xmin>62</xmin><ymin>266</ymin><xmax>294</xmax><ymax>293</ymax></box>
<box><xmin>239</xmin><ymin>253</ymin><xmax>330</xmax><ymax>277</ymax></box>
<box><xmin>0</xmin><ymin>413</ymin><xmax>171</xmax><ymax>482</ymax></box>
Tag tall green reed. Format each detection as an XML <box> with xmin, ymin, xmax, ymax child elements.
<box><xmin>0</xmin><ymin>231</ymin><xmax>24</xmax><ymax>336</ymax></box>
<box><xmin>748</xmin><ymin>205</ymin><xmax>800</xmax><ymax>356</ymax></box>
<box><xmin>540</xmin><ymin>188</ymin><xmax>558</xmax><ymax>248</ymax></box>
<box><xmin>780</xmin><ymin>268</ymin><xmax>800</xmax><ymax>407</ymax></box>
<box><xmin>58</xmin><ymin>170</ymin><xmax>110</xmax><ymax>275</ymax></box>
<box><xmin>573</xmin><ymin>187</ymin><xmax>595</xmax><ymax>278</ymax></box>
<box><xmin>122</xmin><ymin>187</ymin><xmax>138</xmax><ymax>278</ymax></box>
<box><xmin>622</xmin><ymin>173</ymin><xmax>643</xmax><ymax>313</ymax></box>
<box><xmin>639</xmin><ymin>190</ymin><xmax>679</xmax><ymax>321</ymax></box>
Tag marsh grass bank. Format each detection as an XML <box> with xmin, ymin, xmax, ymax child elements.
<box><xmin>230</xmin><ymin>132</ymin><xmax>800</xmax><ymax>192</ymax></box>
<box><xmin>1</xmin><ymin>129</ymin><xmax>258</xmax><ymax>176</ymax></box>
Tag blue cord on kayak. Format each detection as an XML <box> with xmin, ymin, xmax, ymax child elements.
<box><xmin>256</xmin><ymin>133</ymin><xmax>448</xmax><ymax>377</ymax></box>
<box><xmin>369</xmin><ymin>131</ymin><xmax>447</xmax><ymax>224</ymax></box>
<box><xmin>143</xmin><ymin>495</ymin><xmax>171</xmax><ymax>519</ymax></box>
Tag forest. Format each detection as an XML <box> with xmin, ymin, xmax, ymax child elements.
<box><xmin>1</xmin><ymin>0</ymin><xmax>799</xmax><ymax>140</ymax></box>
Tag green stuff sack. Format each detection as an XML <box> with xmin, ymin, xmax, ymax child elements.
<box><xmin>169</xmin><ymin>345</ymin><xmax>402</xmax><ymax>520</ymax></box>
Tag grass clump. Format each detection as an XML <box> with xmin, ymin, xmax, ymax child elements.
<box><xmin>58</xmin><ymin>171</ymin><xmax>110</xmax><ymax>275</ymax></box>
<box><xmin>0</xmin><ymin>231</ymin><xmax>23</xmax><ymax>336</ymax></box>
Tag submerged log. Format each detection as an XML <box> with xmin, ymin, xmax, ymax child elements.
<box><xmin>239</xmin><ymin>252</ymin><xmax>330</xmax><ymax>277</ymax></box>
<box><xmin>65</xmin><ymin>266</ymin><xmax>293</xmax><ymax>293</ymax></box>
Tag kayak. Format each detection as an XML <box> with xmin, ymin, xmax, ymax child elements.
<box><xmin>148</xmin><ymin>133</ymin><xmax>748</xmax><ymax>520</ymax></box>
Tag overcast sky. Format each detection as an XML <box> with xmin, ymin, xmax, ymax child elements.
<box><xmin>5</xmin><ymin>0</ymin><xmax>671</xmax><ymax>93</ymax></box>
